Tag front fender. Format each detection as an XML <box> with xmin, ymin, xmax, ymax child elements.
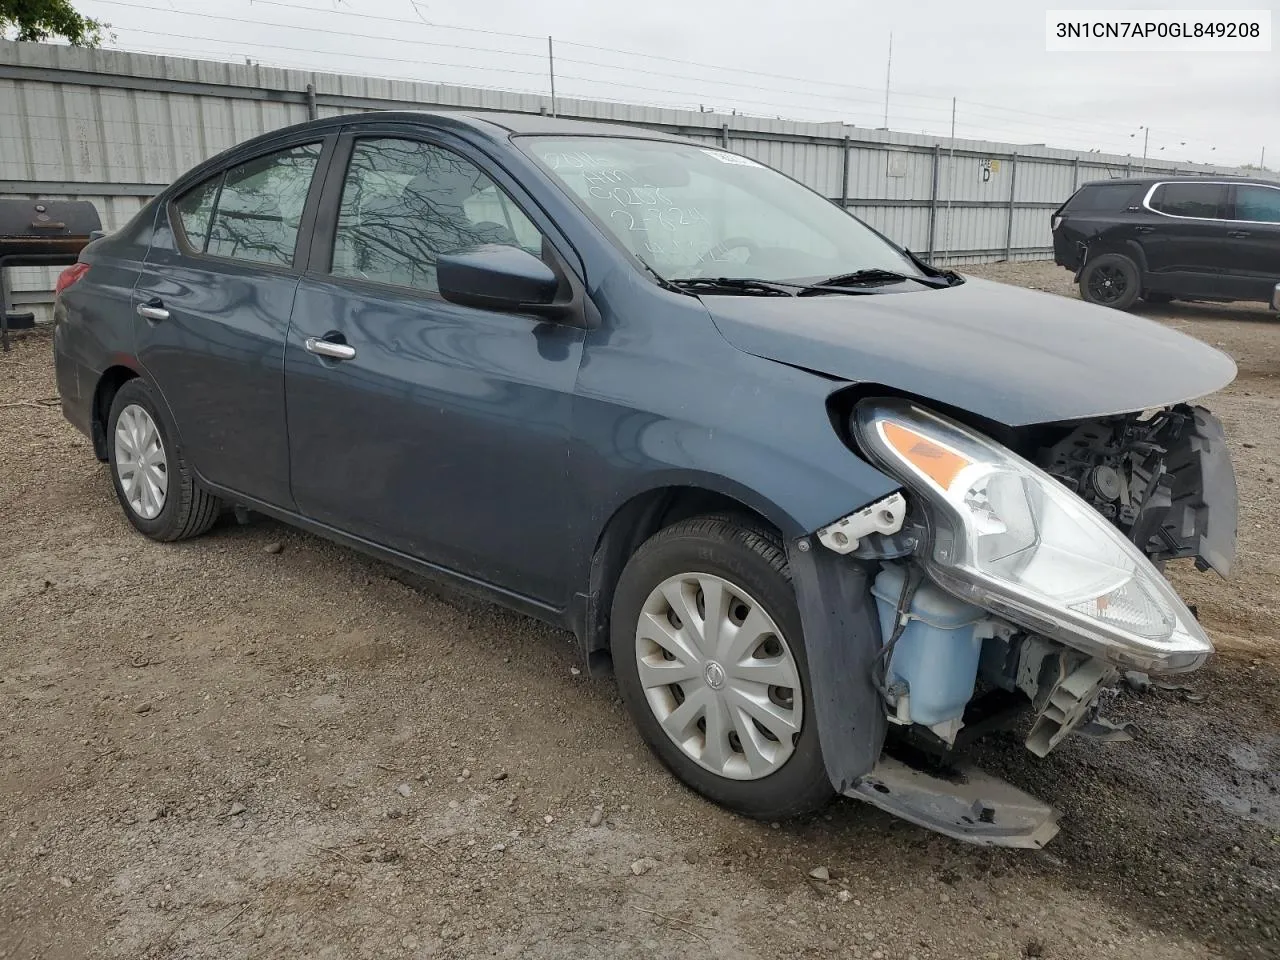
<box><xmin>786</xmin><ymin>543</ymin><xmax>887</xmax><ymax>791</ymax></box>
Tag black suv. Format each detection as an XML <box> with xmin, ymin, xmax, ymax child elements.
<box><xmin>1053</xmin><ymin>176</ymin><xmax>1280</xmax><ymax>311</ymax></box>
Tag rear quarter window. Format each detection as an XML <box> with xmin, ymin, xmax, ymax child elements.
<box><xmin>1062</xmin><ymin>183</ymin><xmax>1141</xmax><ymax>214</ymax></box>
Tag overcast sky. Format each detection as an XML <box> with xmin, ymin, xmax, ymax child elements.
<box><xmin>72</xmin><ymin>0</ymin><xmax>1280</xmax><ymax>168</ymax></box>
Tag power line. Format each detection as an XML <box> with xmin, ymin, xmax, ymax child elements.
<box><xmin>79</xmin><ymin>0</ymin><xmax>1242</xmax><ymax>163</ymax></box>
<box><xmin>87</xmin><ymin>0</ymin><xmax>1212</xmax><ymax>147</ymax></box>
<box><xmin>95</xmin><ymin>27</ymin><xmax>961</xmax><ymax>128</ymax></box>
<box><xmin>90</xmin><ymin>1</ymin><xmax>918</xmax><ymax>116</ymax></box>
<box><xmin>90</xmin><ymin>0</ymin><xmax>957</xmax><ymax>104</ymax></box>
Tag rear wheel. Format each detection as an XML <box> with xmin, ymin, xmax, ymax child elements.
<box><xmin>1079</xmin><ymin>253</ymin><xmax>1140</xmax><ymax>310</ymax></box>
<box><xmin>107</xmin><ymin>378</ymin><xmax>222</xmax><ymax>541</ymax></box>
<box><xmin>611</xmin><ymin>516</ymin><xmax>833</xmax><ymax>820</ymax></box>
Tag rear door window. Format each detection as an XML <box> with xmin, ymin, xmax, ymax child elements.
<box><xmin>1232</xmin><ymin>185</ymin><xmax>1280</xmax><ymax>223</ymax></box>
<box><xmin>204</xmin><ymin>143</ymin><xmax>323</xmax><ymax>267</ymax></box>
<box><xmin>1148</xmin><ymin>182</ymin><xmax>1228</xmax><ymax>219</ymax></box>
<box><xmin>174</xmin><ymin>177</ymin><xmax>219</xmax><ymax>251</ymax></box>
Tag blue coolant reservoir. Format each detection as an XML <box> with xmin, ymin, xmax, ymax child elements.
<box><xmin>871</xmin><ymin>565</ymin><xmax>985</xmax><ymax>727</ymax></box>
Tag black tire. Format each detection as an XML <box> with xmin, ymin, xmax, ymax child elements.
<box><xmin>1079</xmin><ymin>253</ymin><xmax>1141</xmax><ymax>310</ymax></box>
<box><xmin>611</xmin><ymin>515</ymin><xmax>833</xmax><ymax>820</ymax></box>
<box><xmin>106</xmin><ymin>378</ymin><xmax>222</xmax><ymax>542</ymax></box>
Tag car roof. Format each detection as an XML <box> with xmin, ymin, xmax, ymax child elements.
<box><xmin>1076</xmin><ymin>175</ymin><xmax>1278</xmax><ymax>189</ymax></box>
<box><xmin>235</xmin><ymin>109</ymin><xmax>691</xmax><ymax>152</ymax></box>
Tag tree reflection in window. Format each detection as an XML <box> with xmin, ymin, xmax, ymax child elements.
<box><xmin>332</xmin><ymin>138</ymin><xmax>540</xmax><ymax>293</ymax></box>
<box><xmin>205</xmin><ymin>144</ymin><xmax>322</xmax><ymax>266</ymax></box>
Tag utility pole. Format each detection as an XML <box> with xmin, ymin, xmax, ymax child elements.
<box><xmin>883</xmin><ymin>32</ymin><xmax>893</xmax><ymax>129</ymax></box>
<box><xmin>1141</xmin><ymin>126</ymin><xmax>1149</xmax><ymax>173</ymax></box>
<box><xmin>1262</xmin><ymin>146</ymin><xmax>1267</xmax><ymax>169</ymax></box>
<box><xmin>548</xmin><ymin>36</ymin><xmax>557</xmax><ymax>118</ymax></box>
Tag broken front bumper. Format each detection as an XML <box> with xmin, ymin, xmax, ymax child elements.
<box><xmin>846</xmin><ymin>756</ymin><xmax>1060</xmax><ymax>848</ymax></box>
<box><xmin>1139</xmin><ymin>406</ymin><xmax>1238</xmax><ymax>579</ymax></box>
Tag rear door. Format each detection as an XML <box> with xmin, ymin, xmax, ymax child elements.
<box><xmin>1226</xmin><ymin>183</ymin><xmax>1280</xmax><ymax>301</ymax></box>
<box><xmin>1141</xmin><ymin>182</ymin><xmax>1239</xmax><ymax>297</ymax></box>
<box><xmin>133</xmin><ymin>137</ymin><xmax>332</xmax><ymax>507</ymax></box>
<box><xmin>284</xmin><ymin>127</ymin><xmax>585</xmax><ymax>602</ymax></box>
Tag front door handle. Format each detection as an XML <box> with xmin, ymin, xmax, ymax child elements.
<box><xmin>136</xmin><ymin>302</ymin><xmax>169</xmax><ymax>322</ymax></box>
<box><xmin>1227</xmin><ymin>230</ymin><xmax>1251</xmax><ymax>238</ymax></box>
<box><xmin>1134</xmin><ymin>226</ymin><xmax>1155</xmax><ymax>234</ymax></box>
<box><xmin>304</xmin><ymin>336</ymin><xmax>356</xmax><ymax>361</ymax></box>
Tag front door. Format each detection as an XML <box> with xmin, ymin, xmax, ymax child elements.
<box><xmin>1227</xmin><ymin>183</ymin><xmax>1280</xmax><ymax>302</ymax></box>
<box><xmin>1141</xmin><ymin>182</ymin><xmax>1240</xmax><ymax>298</ymax></box>
<box><xmin>133</xmin><ymin>140</ymin><xmax>328</xmax><ymax>507</ymax></box>
<box><xmin>284</xmin><ymin>132</ymin><xmax>585</xmax><ymax>603</ymax></box>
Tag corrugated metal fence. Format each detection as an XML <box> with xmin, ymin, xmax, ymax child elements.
<box><xmin>3</xmin><ymin>39</ymin><xmax>1275</xmax><ymax>321</ymax></box>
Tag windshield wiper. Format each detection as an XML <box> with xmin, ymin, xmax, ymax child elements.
<box><xmin>799</xmin><ymin>268</ymin><xmax>953</xmax><ymax>294</ymax></box>
<box><xmin>667</xmin><ymin>277</ymin><xmax>796</xmax><ymax>297</ymax></box>
<box><xmin>904</xmin><ymin>248</ymin><xmax>965</xmax><ymax>286</ymax></box>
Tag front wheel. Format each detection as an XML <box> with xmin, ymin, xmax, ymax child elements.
<box><xmin>1079</xmin><ymin>253</ymin><xmax>1141</xmax><ymax>309</ymax></box>
<box><xmin>611</xmin><ymin>516</ymin><xmax>833</xmax><ymax>820</ymax></box>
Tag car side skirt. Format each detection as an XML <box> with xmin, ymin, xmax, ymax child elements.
<box><xmin>201</xmin><ymin>483</ymin><xmax>570</xmax><ymax>631</ymax></box>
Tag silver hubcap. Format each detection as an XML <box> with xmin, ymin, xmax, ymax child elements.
<box><xmin>114</xmin><ymin>404</ymin><xmax>168</xmax><ymax>520</ymax></box>
<box><xmin>636</xmin><ymin>573</ymin><xmax>802</xmax><ymax>781</ymax></box>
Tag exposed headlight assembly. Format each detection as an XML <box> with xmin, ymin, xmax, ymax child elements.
<box><xmin>855</xmin><ymin>399</ymin><xmax>1212</xmax><ymax>674</ymax></box>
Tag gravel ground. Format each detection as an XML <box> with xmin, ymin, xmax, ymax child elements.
<box><xmin>1</xmin><ymin>261</ymin><xmax>1277</xmax><ymax>960</ymax></box>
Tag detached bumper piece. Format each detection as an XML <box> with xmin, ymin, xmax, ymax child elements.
<box><xmin>845</xmin><ymin>755</ymin><xmax>1060</xmax><ymax>849</ymax></box>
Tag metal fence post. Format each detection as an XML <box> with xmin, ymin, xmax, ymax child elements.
<box><xmin>1004</xmin><ymin>153</ymin><xmax>1017</xmax><ymax>261</ymax></box>
<box><xmin>926</xmin><ymin>143</ymin><xmax>940</xmax><ymax>260</ymax></box>
<box><xmin>721</xmin><ymin>123</ymin><xmax>729</xmax><ymax>148</ymax></box>
<box><xmin>305</xmin><ymin>83</ymin><xmax>317</xmax><ymax>120</ymax></box>
<box><xmin>0</xmin><ymin>266</ymin><xmax>9</xmax><ymax>352</ymax></box>
<box><xmin>840</xmin><ymin>136</ymin><xmax>851</xmax><ymax>208</ymax></box>
<box><xmin>1072</xmin><ymin>155</ymin><xmax>1080</xmax><ymax>190</ymax></box>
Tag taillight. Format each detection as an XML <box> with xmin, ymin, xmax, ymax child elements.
<box><xmin>55</xmin><ymin>263</ymin><xmax>90</xmax><ymax>296</ymax></box>
<box><xmin>1051</xmin><ymin>215</ymin><xmax>1064</xmax><ymax>232</ymax></box>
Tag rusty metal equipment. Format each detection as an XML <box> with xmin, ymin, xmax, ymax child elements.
<box><xmin>0</xmin><ymin>199</ymin><xmax>103</xmax><ymax>351</ymax></box>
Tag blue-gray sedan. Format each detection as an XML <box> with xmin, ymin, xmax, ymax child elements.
<box><xmin>52</xmin><ymin>111</ymin><xmax>1239</xmax><ymax>847</ymax></box>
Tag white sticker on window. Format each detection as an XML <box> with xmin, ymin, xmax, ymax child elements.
<box><xmin>701</xmin><ymin>149</ymin><xmax>762</xmax><ymax>167</ymax></box>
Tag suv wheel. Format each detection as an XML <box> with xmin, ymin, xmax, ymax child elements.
<box><xmin>611</xmin><ymin>516</ymin><xmax>833</xmax><ymax>820</ymax></box>
<box><xmin>1079</xmin><ymin>253</ymin><xmax>1140</xmax><ymax>310</ymax></box>
<box><xmin>107</xmin><ymin>378</ymin><xmax>222</xmax><ymax>541</ymax></box>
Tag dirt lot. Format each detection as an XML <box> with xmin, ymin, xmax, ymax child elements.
<box><xmin>1</xmin><ymin>261</ymin><xmax>1277</xmax><ymax>960</ymax></box>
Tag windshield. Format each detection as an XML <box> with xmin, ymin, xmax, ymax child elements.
<box><xmin>522</xmin><ymin>137</ymin><xmax>923</xmax><ymax>283</ymax></box>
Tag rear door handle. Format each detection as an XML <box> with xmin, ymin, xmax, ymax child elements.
<box><xmin>136</xmin><ymin>301</ymin><xmax>169</xmax><ymax>322</ymax></box>
<box><xmin>304</xmin><ymin>336</ymin><xmax>356</xmax><ymax>361</ymax></box>
<box><xmin>1134</xmin><ymin>226</ymin><xmax>1155</xmax><ymax>234</ymax></box>
<box><xmin>1228</xmin><ymin>230</ymin><xmax>1252</xmax><ymax>238</ymax></box>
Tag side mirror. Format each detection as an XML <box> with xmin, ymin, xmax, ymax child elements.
<box><xmin>438</xmin><ymin>244</ymin><xmax>559</xmax><ymax>314</ymax></box>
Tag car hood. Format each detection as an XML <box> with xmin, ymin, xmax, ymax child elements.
<box><xmin>705</xmin><ymin>277</ymin><xmax>1237</xmax><ymax>426</ymax></box>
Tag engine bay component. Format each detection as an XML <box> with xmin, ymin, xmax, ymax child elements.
<box><xmin>1023</xmin><ymin>650</ymin><xmax>1118</xmax><ymax>758</ymax></box>
<box><xmin>817</xmin><ymin>492</ymin><xmax>906</xmax><ymax>554</ymax></box>
<box><xmin>1038</xmin><ymin>404</ymin><xmax>1236</xmax><ymax>577</ymax></box>
<box><xmin>871</xmin><ymin>564</ymin><xmax>986</xmax><ymax>734</ymax></box>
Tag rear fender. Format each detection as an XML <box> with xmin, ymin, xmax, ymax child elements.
<box><xmin>1078</xmin><ymin>236</ymin><xmax>1149</xmax><ymax>281</ymax></box>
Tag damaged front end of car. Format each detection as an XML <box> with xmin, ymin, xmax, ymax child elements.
<box><xmin>805</xmin><ymin>398</ymin><xmax>1238</xmax><ymax>848</ymax></box>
